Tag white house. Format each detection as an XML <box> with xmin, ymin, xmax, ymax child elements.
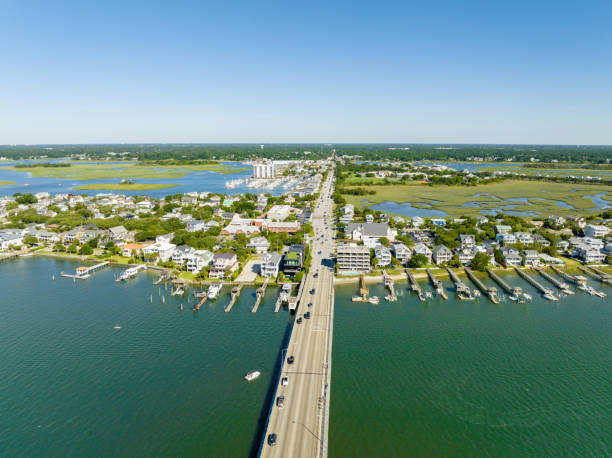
<box><xmin>143</xmin><ymin>241</ymin><xmax>176</xmax><ymax>262</ymax></box>
<box><xmin>391</xmin><ymin>242</ymin><xmax>411</xmax><ymax>263</ymax></box>
<box><xmin>210</xmin><ymin>253</ymin><xmax>239</xmax><ymax>278</ymax></box>
<box><xmin>432</xmin><ymin>245</ymin><xmax>452</xmax><ymax>265</ymax></box>
<box><xmin>413</xmin><ymin>243</ymin><xmax>432</xmax><ymax>263</ymax></box>
<box><xmin>260</xmin><ymin>252</ymin><xmax>282</xmax><ymax>278</ymax></box>
<box><xmin>172</xmin><ymin>245</ymin><xmax>196</xmax><ymax>265</ymax></box>
<box><xmin>374</xmin><ymin>245</ymin><xmax>392</xmax><ymax>266</ymax></box>
<box><xmin>186</xmin><ymin>219</ymin><xmax>205</xmax><ymax>232</ymax></box>
<box><xmin>523</xmin><ymin>250</ymin><xmax>540</xmax><ymax>267</ymax></box>
<box><xmin>247</xmin><ymin>236</ymin><xmax>270</xmax><ymax>254</ymax></box>
<box><xmin>185</xmin><ymin>250</ymin><xmax>213</xmax><ymax>273</ymax></box>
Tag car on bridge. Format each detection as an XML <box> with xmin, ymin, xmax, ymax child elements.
<box><xmin>276</xmin><ymin>396</ymin><xmax>285</xmax><ymax>408</ymax></box>
<box><xmin>281</xmin><ymin>376</ymin><xmax>289</xmax><ymax>386</ymax></box>
<box><xmin>287</xmin><ymin>355</ymin><xmax>295</xmax><ymax>364</ymax></box>
<box><xmin>267</xmin><ymin>433</ymin><xmax>277</xmax><ymax>446</ymax></box>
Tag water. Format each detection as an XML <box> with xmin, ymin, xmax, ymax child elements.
<box><xmin>370</xmin><ymin>201</ymin><xmax>448</xmax><ymax>217</ymax></box>
<box><xmin>0</xmin><ymin>162</ymin><xmax>266</xmax><ymax>198</ymax></box>
<box><xmin>0</xmin><ymin>256</ymin><xmax>289</xmax><ymax>457</ymax></box>
<box><xmin>584</xmin><ymin>192</ymin><xmax>611</xmax><ymax>210</ymax></box>
<box><xmin>330</xmin><ymin>278</ymin><xmax>612</xmax><ymax>457</ymax></box>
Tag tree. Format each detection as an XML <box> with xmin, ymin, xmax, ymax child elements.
<box><xmin>470</xmin><ymin>252</ymin><xmax>491</xmax><ymax>271</ymax></box>
<box><xmin>449</xmin><ymin>254</ymin><xmax>461</xmax><ymax>268</ymax></box>
<box><xmin>53</xmin><ymin>242</ymin><xmax>66</xmax><ymax>252</ymax></box>
<box><xmin>409</xmin><ymin>253</ymin><xmax>428</xmax><ymax>268</ymax></box>
<box><xmin>493</xmin><ymin>248</ymin><xmax>504</xmax><ymax>265</ymax></box>
<box><xmin>23</xmin><ymin>235</ymin><xmax>38</xmax><ymax>246</ymax></box>
<box><xmin>379</xmin><ymin>237</ymin><xmax>390</xmax><ymax>247</ymax></box>
<box><xmin>79</xmin><ymin>244</ymin><xmax>93</xmax><ymax>255</ymax></box>
<box><xmin>14</xmin><ymin>193</ymin><xmax>37</xmax><ymax>204</ymax></box>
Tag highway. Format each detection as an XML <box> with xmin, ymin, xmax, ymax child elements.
<box><xmin>260</xmin><ymin>170</ymin><xmax>335</xmax><ymax>458</ymax></box>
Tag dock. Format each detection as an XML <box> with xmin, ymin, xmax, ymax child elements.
<box><xmin>352</xmin><ymin>272</ymin><xmax>379</xmax><ymax>303</ymax></box>
<box><xmin>550</xmin><ymin>266</ymin><xmax>587</xmax><ymax>287</ymax></box>
<box><xmin>427</xmin><ymin>268</ymin><xmax>447</xmax><ymax>299</ymax></box>
<box><xmin>579</xmin><ymin>266</ymin><xmax>612</xmax><ymax>286</ymax></box>
<box><xmin>465</xmin><ymin>268</ymin><xmax>499</xmax><ymax>304</ymax></box>
<box><xmin>382</xmin><ymin>270</ymin><xmax>397</xmax><ymax>301</ymax></box>
<box><xmin>514</xmin><ymin>267</ymin><xmax>558</xmax><ymax>300</ymax></box>
<box><xmin>487</xmin><ymin>268</ymin><xmax>522</xmax><ymax>296</ymax></box>
<box><xmin>274</xmin><ymin>283</ymin><xmax>292</xmax><ymax>313</ymax></box>
<box><xmin>153</xmin><ymin>270</ymin><xmax>171</xmax><ymax>285</ymax></box>
<box><xmin>252</xmin><ymin>278</ymin><xmax>269</xmax><ymax>313</ymax></box>
<box><xmin>61</xmin><ymin>261</ymin><xmax>109</xmax><ymax>280</ymax></box>
<box><xmin>224</xmin><ymin>285</ymin><xmax>242</xmax><ymax>312</ymax></box>
<box><xmin>533</xmin><ymin>266</ymin><xmax>574</xmax><ymax>294</ymax></box>
<box><xmin>446</xmin><ymin>267</ymin><xmax>474</xmax><ymax>300</ymax></box>
<box><xmin>171</xmin><ymin>278</ymin><xmax>187</xmax><ymax>296</ymax></box>
<box><xmin>193</xmin><ymin>294</ymin><xmax>207</xmax><ymax>311</ymax></box>
<box><xmin>406</xmin><ymin>268</ymin><xmax>425</xmax><ymax>301</ymax></box>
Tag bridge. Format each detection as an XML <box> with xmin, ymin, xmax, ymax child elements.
<box><xmin>260</xmin><ymin>171</ymin><xmax>335</xmax><ymax>458</ymax></box>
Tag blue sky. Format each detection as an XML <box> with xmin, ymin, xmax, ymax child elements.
<box><xmin>0</xmin><ymin>0</ymin><xmax>611</xmax><ymax>144</ymax></box>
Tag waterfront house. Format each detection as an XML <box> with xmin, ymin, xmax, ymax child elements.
<box><xmin>337</xmin><ymin>244</ymin><xmax>370</xmax><ymax>273</ymax></box>
<box><xmin>283</xmin><ymin>244</ymin><xmax>306</xmax><ymax>275</ymax></box>
<box><xmin>0</xmin><ymin>233</ymin><xmax>23</xmax><ymax>250</ymax></box>
<box><xmin>455</xmin><ymin>246</ymin><xmax>476</xmax><ymax>265</ymax></box>
<box><xmin>142</xmin><ymin>241</ymin><xmax>176</xmax><ymax>262</ymax></box>
<box><xmin>209</xmin><ymin>252</ymin><xmax>239</xmax><ymax>278</ymax></box>
<box><xmin>172</xmin><ymin>245</ymin><xmax>196</xmax><ymax>265</ymax></box>
<box><xmin>346</xmin><ymin>223</ymin><xmax>392</xmax><ymax>248</ymax></box>
<box><xmin>374</xmin><ymin>245</ymin><xmax>392</xmax><ymax>266</ymax></box>
<box><xmin>185</xmin><ymin>250</ymin><xmax>213</xmax><ymax>273</ymax></box>
<box><xmin>260</xmin><ymin>252</ymin><xmax>282</xmax><ymax>278</ymax></box>
<box><xmin>432</xmin><ymin>245</ymin><xmax>452</xmax><ymax>265</ymax></box>
<box><xmin>573</xmin><ymin>245</ymin><xmax>605</xmax><ymax>263</ymax></box>
<box><xmin>121</xmin><ymin>242</ymin><xmax>152</xmax><ymax>258</ymax></box>
<box><xmin>523</xmin><ymin>250</ymin><xmax>540</xmax><ymax>267</ymax></box>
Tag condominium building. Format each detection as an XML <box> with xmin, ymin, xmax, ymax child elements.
<box><xmin>337</xmin><ymin>244</ymin><xmax>370</xmax><ymax>272</ymax></box>
<box><xmin>253</xmin><ymin>161</ymin><xmax>275</xmax><ymax>179</ymax></box>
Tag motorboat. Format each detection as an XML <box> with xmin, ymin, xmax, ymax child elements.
<box><xmin>244</xmin><ymin>370</ymin><xmax>261</xmax><ymax>381</ymax></box>
<box><xmin>523</xmin><ymin>293</ymin><xmax>532</xmax><ymax>301</ymax></box>
<box><xmin>208</xmin><ymin>282</ymin><xmax>222</xmax><ymax>299</ymax></box>
<box><xmin>509</xmin><ymin>294</ymin><xmax>519</xmax><ymax>301</ymax></box>
<box><xmin>113</xmin><ymin>325</ymin><xmax>122</xmax><ymax>330</ymax></box>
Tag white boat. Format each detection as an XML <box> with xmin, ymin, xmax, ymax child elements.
<box><xmin>509</xmin><ymin>294</ymin><xmax>519</xmax><ymax>301</ymax></box>
<box><xmin>244</xmin><ymin>370</ymin><xmax>260</xmax><ymax>381</ymax></box>
<box><xmin>208</xmin><ymin>282</ymin><xmax>222</xmax><ymax>299</ymax></box>
<box><xmin>523</xmin><ymin>293</ymin><xmax>532</xmax><ymax>300</ymax></box>
<box><xmin>116</xmin><ymin>265</ymin><xmax>144</xmax><ymax>282</ymax></box>
<box><xmin>113</xmin><ymin>325</ymin><xmax>122</xmax><ymax>330</ymax></box>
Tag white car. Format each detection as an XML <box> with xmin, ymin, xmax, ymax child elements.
<box><xmin>281</xmin><ymin>376</ymin><xmax>289</xmax><ymax>386</ymax></box>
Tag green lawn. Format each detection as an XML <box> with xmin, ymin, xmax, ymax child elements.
<box><xmin>73</xmin><ymin>183</ymin><xmax>178</xmax><ymax>191</ymax></box>
<box><xmin>0</xmin><ymin>162</ymin><xmax>249</xmax><ymax>180</ymax></box>
<box><xmin>0</xmin><ymin>180</ymin><xmax>16</xmax><ymax>186</ymax></box>
<box><xmin>344</xmin><ymin>180</ymin><xmax>612</xmax><ymax>217</ymax></box>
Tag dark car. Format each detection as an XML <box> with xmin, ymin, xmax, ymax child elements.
<box><xmin>287</xmin><ymin>355</ymin><xmax>295</xmax><ymax>364</ymax></box>
<box><xmin>308</xmin><ymin>302</ymin><xmax>313</xmax><ymax>307</ymax></box>
<box><xmin>296</xmin><ymin>317</ymin><xmax>302</xmax><ymax>324</ymax></box>
<box><xmin>268</xmin><ymin>433</ymin><xmax>277</xmax><ymax>446</ymax></box>
<box><xmin>314</xmin><ymin>273</ymin><xmax>318</xmax><ymax>278</ymax></box>
<box><xmin>305</xmin><ymin>311</ymin><xmax>311</xmax><ymax>319</ymax></box>
<box><xmin>310</xmin><ymin>288</ymin><xmax>315</xmax><ymax>294</ymax></box>
<box><xmin>276</xmin><ymin>396</ymin><xmax>285</xmax><ymax>408</ymax></box>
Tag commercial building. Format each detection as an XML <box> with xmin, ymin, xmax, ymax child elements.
<box><xmin>253</xmin><ymin>161</ymin><xmax>275</xmax><ymax>179</ymax></box>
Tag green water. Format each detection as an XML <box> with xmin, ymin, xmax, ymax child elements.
<box><xmin>0</xmin><ymin>257</ymin><xmax>289</xmax><ymax>457</ymax></box>
<box><xmin>3</xmin><ymin>257</ymin><xmax>612</xmax><ymax>456</ymax></box>
<box><xmin>330</xmin><ymin>278</ymin><xmax>612</xmax><ymax>457</ymax></box>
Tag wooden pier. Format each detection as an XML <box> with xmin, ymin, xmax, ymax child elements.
<box><xmin>153</xmin><ymin>270</ymin><xmax>171</xmax><ymax>285</ymax></box>
<box><xmin>427</xmin><ymin>268</ymin><xmax>448</xmax><ymax>300</ymax></box>
<box><xmin>274</xmin><ymin>283</ymin><xmax>292</xmax><ymax>313</ymax></box>
<box><xmin>514</xmin><ymin>267</ymin><xmax>558</xmax><ymax>300</ymax></box>
<box><xmin>382</xmin><ymin>270</ymin><xmax>397</xmax><ymax>301</ymax></box>
<box><xmin>252</xmin><ymin>278</ymin><xmax>269</xmax><ymax>313</ymax></box>
<box><xmin>579</xmin><ymin>266</ymin><xmax>612</xmax><ymax>285</ymax></box>
<box><xmin>465</xmin><ymin>268</ymin><xmax>499</xmax><ymax>304</ymax></box>
<box><xmin>446</xmin><ymin>267</ymin><xmax>473</xmax><ymax>300</ymax></box>
<box><xmin>352</xmin><ymin>272</ymin><xmax>379</xmax><ymax>303</ymax></box>
<box><xmin>193</xmin><ymin>294</ymin><xmax>207</xmax><ymax>311</ymax></box>
<box><xmin>487</xmin><ymin>268</ymin><xmax>522</xmax><ymax>296</ymax></box>
<box><xmin>550</xmin><ymin>266</ymin><xmax>587</xmax><ymax>287</ymax></box>
<box><xmin>224</xmin><ymin>285</ymin><xmax>242</xmax><ymax>312</ymax></box>
<box><xmin>533</xmin><ymin>266</ymin><xmax>574</xmax><ymax>294</ymax></box>
<box><xmin>61</xmin><ymin>261</ymin><xmax>110</xmax><ymax>280</ymax></box>
<box><xmin>406</xmin><ymin>269</ymin><xmax>425</xmax><ymax>301</ymax></box>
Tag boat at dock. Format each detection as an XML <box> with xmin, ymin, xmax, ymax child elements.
<box><xmin>244</xmin><ymin>370</ymin><xmax>261</xmax><ymax>381</ymax></box>
<box><xmin>208</xmin><ymin>282</ymin><xmax>222</xmax><ymax>299</ymax></box>
<box><xmin>115</xmin><ymin>265</ymin><xmax>145</xmax><ymax>282</ymax></box>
